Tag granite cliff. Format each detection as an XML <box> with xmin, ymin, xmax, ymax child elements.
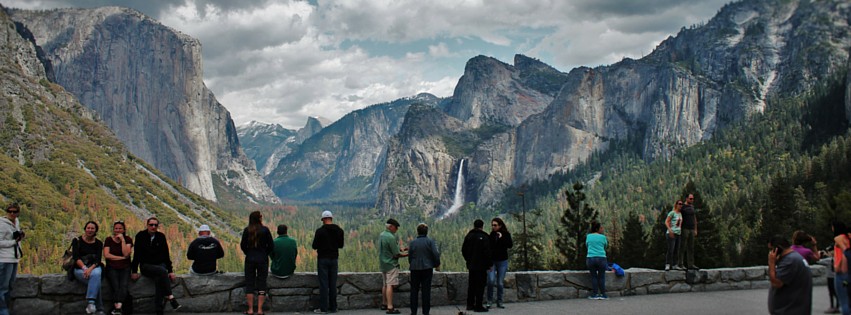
<box><xmin>9</xmin><ymin>7</ymin><xmax>278</xmax><ymax>204</ymax></box>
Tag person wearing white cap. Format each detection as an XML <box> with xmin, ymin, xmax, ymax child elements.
<box><xmin>187</xmin><ymin>224</ymin><xmax>224</xmax><ymax>276</ymax></box>
<box><xmin>312</xmin><ymin>210</ymin><xmax>344</xmax><ymax>314</ymax></box>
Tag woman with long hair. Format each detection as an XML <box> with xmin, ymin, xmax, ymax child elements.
<box><xmin>103</xmin><ymin>221</ymin><xmax>132</xmax><ymax>315</ymax></box>
<box><xmin>586</xmin><ymin>221</ymin><xmax>608</xmax><ymax>300</ymax></box>
<box><xmin>240</xmin><ymin>211</ymin><xmax>274</xmax><ymax>315</ymax></box>
<box><xmin>73</xmin><ymin>221</ymin><xmax>104</xmax><ymax>314</ymax></box>
<box><xmin>486</xmin><ymin>217</ymin><xmax>512</xmax><ymax>309</ymax></box>
<box><xmin>665</xmin><ymin>200</ymin><xmax>683</xmax><ymax>271</ymax></box>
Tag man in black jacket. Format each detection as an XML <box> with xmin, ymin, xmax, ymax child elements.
<box><xmin>186</xmin><ymin>224</ymin><xmax>224</xmax><ymax>275</ymax></box>
<box><xmin>462</xmin><ymin>219</ymin><xmax>491</xmax><ymax>312</ymax></box>
<box><xmin>311</xmin><ymin>210</ymin><xmax>344</xmax><ymax>314</ymax></box>
<box><xmin>131</xmin><ymin>217</ymin><xmax>180</xmax><ymax>315</ymax></box>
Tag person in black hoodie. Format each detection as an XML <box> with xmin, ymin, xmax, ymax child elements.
<box><xmin>131</xmin><ymin>217</ymin><xmax>180</xmax><ymax>315</ymax></box>
<box><xmin>486</xmin><ymin>217</ymin><xmax>512</xmax><ymax>309</ymax></box>
<box><xmin>311</xmin><ymin>210</ymin><xmax>344</xmax><ymax>314</ymax></box>
<box><xmin>462</xmin><ymin>219</ymin><xmax>491</xmax><ymax>313</ymax></box>
<box><xmin>240</xmin><ymin>211</ymin><xmax>274</xmax><ymax>315</ymax></box>
<box><xmin>186</xmin><ymin>224</ymin><xmax>224</xmax><ymax>275</ymax></box>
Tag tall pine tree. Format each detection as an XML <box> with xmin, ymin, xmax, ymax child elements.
<box><xmin>557</xmin><ymin>182</ymin><xmax>599</xmax><ymax>269</ymax></box>
<box><xmin>619</xmin><ymin>211</ymin><xmax>650</xmax><ymax>268</ymax></box>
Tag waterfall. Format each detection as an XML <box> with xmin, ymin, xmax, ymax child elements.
<box><xmin>441</xmin><ymin>159</ymin><xmax>465</xmax><ymax>219</ymax></box>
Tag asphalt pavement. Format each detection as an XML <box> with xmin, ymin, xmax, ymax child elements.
<box><xmin>148</xmin><ymin>285</ymin><xmax>833</xmax><ymax>315</ymax></box>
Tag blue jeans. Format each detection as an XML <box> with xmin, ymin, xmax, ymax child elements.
<box><xmin>487</xmin><ymin>260</ymin><xmax>508</xmax><ymax>303</ymax></box>
<box><xmin>836</xmin><ymin>273</ymin><xmax>850</xmax><ymax>315</ymax></box>
<box><xmin>586</xmin><ymin>257</ymin><xmax>607</xmax><ymax>296</ymax></box>
<box><xmin>410</xmin><ymin>269</ymin><xmax>433</xmax><ymax>315</ymax></box>
<box><xmin>73</xmin><ymin>266</ymin><xmax>103</xmax><ymax>309</ymax></box>
<box><xmin>0</xmin><ymin>263</ymin><xmax>17</xmax><ymax>315</ymax></box>
<box><xmin>317</xmin><ymin>258</ymin><xmax>338</xmax><ymax>312</ymax></box>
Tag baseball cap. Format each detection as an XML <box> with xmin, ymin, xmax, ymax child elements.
<box><xmin>198</xmin><ymin>224</ymin><xmax>211</xmax><ymax>232</ymax></box>
<box><xmin>386</xmin><ymin>218</ymin><xmax>400</xmax><ymax>227</ymax></box>
<box><xmin>321</xmin><ymin>210</ymin><xmax>333</xmax><ymax>220</ymax></box>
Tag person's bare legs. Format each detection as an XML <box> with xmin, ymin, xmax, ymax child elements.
<box><xmin>245</xmin><ymin>293</ymin><xmax>254</xmax><ymax>314</ymax></box>
<box><xmin>257</xmin><ymin>291</ymin><xmax>266</xmax><ymax>314</ymax></box>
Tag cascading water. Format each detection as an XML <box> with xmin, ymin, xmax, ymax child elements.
<box><xmin>441</xmin><ymin>159</ymin><xmax>465</xmax><ymax>219</ymax></box>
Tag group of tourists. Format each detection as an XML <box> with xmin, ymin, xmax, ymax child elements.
<box><xmin>54</xmin><ymin>210</ymin><xmax>301</xmax><ymax>315</ymax></box>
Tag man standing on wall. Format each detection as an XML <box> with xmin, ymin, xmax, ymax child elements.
<box><xmin>312</xmin><ymin>211</ymin><xmax>344</xmax><ymax>314</ymax></box>
<box><xmin>462</xmin><ymin>219</ymin><xmax>491</xmax><ymax>313</ymax></box>
<box><xmin>379</xmin><ymin>218</ymin><xmax>407</xmax><ymax>314</ymax></box>
<box><xmin>678</xmin><ymin>194</ymin><xmax>698</xmax><ymax>270</ymax></box>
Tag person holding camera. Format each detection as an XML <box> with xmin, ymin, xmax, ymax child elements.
<box><xmin>0</xmin><ymin>203</ymin><xmax>23</xmax><ymax>315</ymax></box>
<box><xmin>72</xmin><ymin>221</ymin><xmax>104</xmax><ymax>315</ymax></box>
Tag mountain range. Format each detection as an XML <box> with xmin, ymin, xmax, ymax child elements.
<box><xmin>5</xmin><ymin>0</ymin><xmax>851</xmax><ymax>219</ymax></box>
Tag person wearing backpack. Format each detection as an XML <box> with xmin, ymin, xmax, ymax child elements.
<box><xmin>72</xmin><ymin>221</ymin><xmax>104</xmax><ymax>314</ymax></box>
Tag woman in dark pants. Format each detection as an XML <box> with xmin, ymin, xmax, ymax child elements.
<box><xmin>585</xmin><ymin>221</ymin><xmax>609</xmax><ymax>300</ymax></box>
<box><xmin>103</xmin><ymin>221</ymin><xmax>133</xmax><ymax>315</ymax></box>
<box><xmin>240</xmin><ymin>211</ymin><xmax>274</xmax><ymax>315</ymax></box>
<box><xmin>408</xmin><ymin>223</ymin><xmax>441</xmax><ymax>315</ymax></box>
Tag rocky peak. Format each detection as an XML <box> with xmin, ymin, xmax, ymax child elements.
<box><xmin>296</xmin><ymin>116</ymin><xmax>326</xmax><ymax>143</ymax></box>
<box><xmin>10</xmin><ymin>7</ymin><xmax>279</xmax><ymax>204</ymax></box>
<box><xmin>444</xmin><ymin>55</ymin><xmax>565</xmax><ymax>128</ymax></box>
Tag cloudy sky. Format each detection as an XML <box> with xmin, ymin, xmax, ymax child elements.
<box><xmin>3</xmin><ymin>0</ymin><xmax>728</xmax><ymax>129</ymax></box>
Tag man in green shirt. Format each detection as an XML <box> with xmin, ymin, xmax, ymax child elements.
<box><xmin>379</xmin><ymin>219</ymin><xmax>407</xmax><ymax>314</ymax></box>
<box><xmin>270</xmin><ymin>224</ymin><xmax>297</xmax><ymax>279</ymax></box>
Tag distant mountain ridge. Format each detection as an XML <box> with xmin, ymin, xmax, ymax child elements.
<box><xmin>9</xmin><ymin>6</ymin><xmax>279</xmax><ymax>204</ymax></box>
<box><xmin>236</xmin><ymin>117</ymin><xmax>326</xmax><ymax>176</ymax></box>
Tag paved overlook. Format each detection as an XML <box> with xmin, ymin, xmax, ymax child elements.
<box><xmin>155</xmin><ymin>286</ymin><xmax>829</xmax><ymax>315</ymax></box>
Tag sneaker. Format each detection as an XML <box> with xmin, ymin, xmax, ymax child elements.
<box><xmin>85</xmin><ymin>303</ymin><xmax>97</xmax><ymax>314</ymax></box>
<box><xmin>313</xmin><ymin>309</ymin><xmax>327</xmax><ymax>314</ymax></box>
<box><xmin>674</xmin><ymin>265</ymin><xmax>685</xmax><ymax>271</ymax></box>
<box><xmin>485</xmin><ymin>301</ymin><xmax>491</xmax><ymax>308</ymax></box>
<box><xmin>169</xmin><ymin>298</ymin><xmax>181</xmax><ymax>310</ymax></box>
<box><xmin>664</xmin><ymin>264</ymin><xmax>670</xmax><ymax>271</ymax></box>
<box><xmin>110</xmin><ymin>309</ymin><xmax>123</xmax><ymax>315</ymax></box>
<box><xmin>599</xmin><ymin>294</ymin><xmax>609</xmax><ymax>300</ymax></box>
<box><xmin>496</xmin><ymin>302</ymin><xmax>505</xmax><ymax>309</ymax></box>
<box><xmin>689</xmin><ymin>265</ymin><xmax>700</xmax><ymax>270</ymax></box>
<box><xmin>825</xmin><ymin>307</ymin><xmax>840</xmax><ymax>314</ymax></box>
<box><xmin>386</xmin><ymin>309</ymin><xmax>401</xmax><ymax>314</ymax></box>
<box><xmin>587</xmin><ymin>294</ymin><xmax>597</xmax><ymax>300</ymax></box>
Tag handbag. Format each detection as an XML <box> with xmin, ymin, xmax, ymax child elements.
<box><xmin>60</xmin><ymin>237</ymin><xmax>78</xmax><ymax>271</ymax></box>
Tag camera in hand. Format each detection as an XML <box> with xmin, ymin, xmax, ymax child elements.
<box><xmin>11</xmin><ymin>231</ymin><xmax>22</xmax><ymax>240</ymax></box>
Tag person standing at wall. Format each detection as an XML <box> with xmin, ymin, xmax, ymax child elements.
<box><xmin>270</xmin><ymin>224</ymin><xmax>297</xmax><ymax>279</ymax></box>
<box><xmin>462</xmin><ymin>219</ymin><xmax>491</xmax><ymax>313</ymax></box>
<box><xmin>131</xmin><ymin>217</ymin><xmax>180</xmax><ymax>315</ymax></box>
<box><xmin>678</xmin><ymin>194</ymin><xmax>698</xmax><ymax>270</ymax></box>
<box><xmin>486</xmin><ymin>217</ymin><xmax>512</xmax><ymax>309</ymax></box>
<box><xmin>408</xmin><ymin>223</ymin><xmax>440</xmax><ymax>315</ymax></box>
<box><xmin>586</xmin><ymin>221</ymin><xmax>609</xmax><ymax>300</ymax></box>
<box><xmin>312</xmin><ymin>211</ymin><xmax>344</xmax><ymax>314</ymax></box>
<box><xmin>379</xmin><ymin>218</ymin><xmax>407</xmax><ymax>314</ymax></box>
<box><xmin>240</xmin><ymin>212</ymin><xmax>274</xmax><ymax>315</ymax></box>
<box><xmin>0</xmin><ymin>203</ymin><xmax>22</xmax><ymax>315</ymax></box>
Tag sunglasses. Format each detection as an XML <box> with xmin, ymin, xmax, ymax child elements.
<box><xmin>676</xmin><ymin>203</ymin><xmax>683</xmax><ymax>205</ymax></box>
<box><xmin>491</xmin><ymin>224</ymin><xmax>499</xmax><ymax>226</ymax></box>
<box><xmin>148</xmin><ymin>223</ymin><xmax>159</xmax><ymax>227</ymax></box>
<box><xmin>6</xmin><ymin>210</ymin><xmax>18</xmax><ymax>214</ymax></box>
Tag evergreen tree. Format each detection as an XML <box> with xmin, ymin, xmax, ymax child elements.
<box><xmin>556</xmin><ymin>182</ymin><xmax>599</xmax><ymax>269</ymax></box>
<box><xmin>645</xmin><ymin>206</ymin><xmax>672</xmax><ymax>269</ymax></box>
<box><xmin>510</xmin><ymin>208</ymin><xmax>548</xmax><ymax>270</ymax></box>
<box><xmin>619</xmin><ymin>211</ymin><xmax>650</xmax><ymax>268</ymax></box>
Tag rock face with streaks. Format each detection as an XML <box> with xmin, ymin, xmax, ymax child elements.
<box><xmin>10</xmin><ymin>7</ymin><xmax>278</xmax><ymax>203</ymax></box>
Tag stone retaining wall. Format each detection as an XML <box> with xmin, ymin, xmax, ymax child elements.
<box><xmin>12</xmin><ymin>265</ymin><xmax>827</xmax><ymax>314</ymax></box>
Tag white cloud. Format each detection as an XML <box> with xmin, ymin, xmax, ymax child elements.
<box><xmin>1</xmin><ymin>0</ymin><xmax>729</xmax><ymax>129</ymax></box>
